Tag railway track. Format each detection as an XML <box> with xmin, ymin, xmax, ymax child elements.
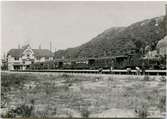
<box><xmin>10</xmin><ymin>69</ymin><xmax>167</xmax><ymax>76</ymax></box>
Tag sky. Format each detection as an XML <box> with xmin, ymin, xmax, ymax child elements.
<box><xmin>1</xmin><ymin>1</ymin><xmax>167</xmax><ymax>57</ymax></box>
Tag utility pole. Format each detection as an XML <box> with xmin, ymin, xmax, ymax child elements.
<box><xmin>50</xmin><ymin>41</ymin><xmax>52</xmax><ymax>52</ymax></box>
<box><xmin>165</xmin><ymin>4</ymin><xmax>167</xmax><ymax>35</ymax></box>
<box><xmin>39</xmin><ymin>44</ymin><xmax>41</xmax><ymax>49</ymax></box>
<box><xmin>3</xmin><ymin>52</ymin><xmax>6</xmax><ymax>61</ymax></box>
<box><xmin>18</xmin><ymin>44</ymin><xmax>20</xmax><ymax>49</ymax></box>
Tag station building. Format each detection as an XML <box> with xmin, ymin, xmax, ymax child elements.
<box><xmin>7</xmin><ymin>44</ymin><xmax>54</xmax><ymax>70</ymax></box>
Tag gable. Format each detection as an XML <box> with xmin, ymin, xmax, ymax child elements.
<box><xmin>23</xmin><ymin>47</ymin><xmax>34</xmax><ymax>56</ymax></box>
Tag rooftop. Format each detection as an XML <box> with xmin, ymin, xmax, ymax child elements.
<box><xmin>7</xmin><ymin>47</ymin><xmax>54</xmax><ymax>58</ymax></box>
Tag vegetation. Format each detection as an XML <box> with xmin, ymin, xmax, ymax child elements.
<box><xmin>135</xmin><ymin>104</ymin><xmax>148</xmax><ymax>118</ymax></box>
<box><xmin>159</xmin><ymin>75</ymin><xmax>166</xmax><ymax>82</ymax></box>
<box><xmin>80</xmin><ymin>108</ymin><xmax>90</xmax><ymax>118</ymax></box>
<box><xmin>1</xmin><ymin>72</ymin><xmax>166</xmax><ymax>118</ymax></box>
<box><xmin>55</xmin><ymin>16</ymin><xmax>166</xmax><ymax>59</ymax></box>
<box><xmin>158</xmin><ymin>95</ymin><xmax>166</xmax><ymax>112</ymax></box>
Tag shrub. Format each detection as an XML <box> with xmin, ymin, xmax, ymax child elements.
<box><xmin>92</xmin><ymin>76</ymin><xmax>103</xmax><ymax>82</ymax></box>
<box><xmin>80</xmin><ymin>108</ymin><xmax>90</xmax><ymax>118</ymax></box>
<box><xmin>1</xmin><ymin>110</ymin><xmax>16</xmax><ymax>118</ymax></box>
<box><xmin>66</xmin><ymin>110</ymin><xmax>73</xmax><ymax>118</ymax></box>
<box><xmin>143</xmin><ymin>75</ymin><xmax>150</xmax><ymax>81</ymax></box>
<box><xmin>159</xmin><ymin>76</ymin><xmax>166</xmax><ymax>82</ymax></box>
<box><xmin>61</xmin><ymin>73</ymin><xmax>71</xmax><ymax>78</ymax></box>
<box><xmin>2</xmin><ymin>104</ymin><xmax>34</xmax><ymax>118</ymax></box>
<box><xmin>108</xmin><ymin>77</ymin><xmax>114</xmax><ymax>82</ymax></box>
<box><xmin>64</xmin><ymin>84</ymin><xmax>70</xmax><ymax>91</ymax></box>
<box><xmin>135</xmin><ymin>104</ymin><xmax>149</xmax><ymax>118</ymax></box>
<box><xmin>158</xmin><ymin>95</ymin><xmax>166</xmax><ymax>112</ymax></box>
<box><xmin>2</xmin><ymin>99</ymin><xmax>35</xmax><ymax>118</ymax></box>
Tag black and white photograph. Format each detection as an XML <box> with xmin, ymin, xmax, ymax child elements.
<box><xmin>1</xmin><ymin>1</ymin><xmax>167</xmax><ymax>118</ymax></box>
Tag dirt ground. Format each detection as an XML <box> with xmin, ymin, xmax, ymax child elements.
<box><xmin>1</xmin><ymin>72</ymin><xmax>166</xmax><ymax>118</ymax></box>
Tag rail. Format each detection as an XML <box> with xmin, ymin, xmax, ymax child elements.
<box><xmin>10</xmin><ymin>69</ymin><xmax>167</xmax><ymax>76</ymax></box>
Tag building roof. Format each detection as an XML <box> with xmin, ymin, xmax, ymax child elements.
<box><xmin>32</xmin><ymin>49</ymin><xmax>54</xmax><ymax>57</ymax></box>
<box><xmin>7</xmin><ymin>48</ymin><xmax>54</xmax><ymax>58</ymax></box>
<box><xmin>7</xmin><ymin>49</ymin><xmax>24</xmax><ymax>58</ymax></box>
<box><xmin>157</xmin><ymin>35</ymin><xmax>167</xmax><ymax>49</ymax></box>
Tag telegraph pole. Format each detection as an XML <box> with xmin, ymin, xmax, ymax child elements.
<box><xmin>50</xmin><ymin>41</ymin><xmax>52</xmax><ymax>52</ymax></box>
<box><xmin>165</xmin><ymin>4</ymin><xmax>167</xmax><ymax>35</ymax></box>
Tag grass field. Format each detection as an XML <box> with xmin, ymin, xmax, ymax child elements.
<box><xmin>1</xmin><ymin>72</ymin><xmax>166</xmax><ymax>118</ymax></box>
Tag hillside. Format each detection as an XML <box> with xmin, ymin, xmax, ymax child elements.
<box><xmin>54</xmin><ymin>16</ymin><xmax>166</xmax><ymax>59</ymax></box>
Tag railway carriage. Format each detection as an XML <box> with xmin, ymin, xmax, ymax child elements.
<box><xmin>29</xmin><ymin>54</ymin><xmax>165</xmax><ymax>70</ymax></box>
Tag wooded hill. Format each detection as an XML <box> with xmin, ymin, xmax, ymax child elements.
<box><xmin>54</xmin><ymin>16</ymin><xmax>166</xmax><ymax>59</ymax></box>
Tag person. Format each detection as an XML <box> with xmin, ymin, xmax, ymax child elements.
<box><xmin>135</xmin><ymin>66</ymin><xmax>141</xmax><ymax>75</ymax></box>
<box><xmin>110</xmin><ymin>66</ymin><xmax>113</xmax><ymax>74</ymax></box>
<box><xmin>126</xmin><ymin>67</ymin><xmax>131</xmax><ymax>74</ymax></box>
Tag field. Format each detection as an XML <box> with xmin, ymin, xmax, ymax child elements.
<box><xmin>1</xmin><ymin>72</ymin><xmax>166</xmax><ymax>118</ymax></box>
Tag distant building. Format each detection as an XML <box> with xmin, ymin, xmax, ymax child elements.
<box><xmin>144</xmin><ymin>50</ymin><xmax>158</xmax><ymax>59</ymax></box>
<box><xmin>156</xmin><ymin>35</ymin><xmax>167</xmax><ymax>57</ymax></box>
<box><xmin>7</xmin><ymin>44</ymin><xmax>54</xmax><ymax>70</ymax></box>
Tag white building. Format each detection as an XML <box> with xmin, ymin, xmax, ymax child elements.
<box><xmin>7</xmin><ymin>44</ymin><xmax>54</xmax><ymax>70</ymax></box>
<box><xmin>156</xmin><ymin>35</ymin><xmax>167</xmax><ymax>57</ymax></box>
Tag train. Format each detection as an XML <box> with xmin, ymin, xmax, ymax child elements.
<box><xmin>29</xmin><ymin>54</ymin><xmax>166</xmax><ymax>70</ymax></box>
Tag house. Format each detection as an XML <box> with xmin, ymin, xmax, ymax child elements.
<box><xmin>156</xmin><ymin>35</ymin><xmax>167</xmax><ymax>57</ymax></box>
<box><xmin>7</xmin><ymin>44</ymin><xmax>54</xmax><ymax>70</ymax></box>
<box><xmin>144</xmin><ymin>50</ymin><xmax>158</xmax><ymax>59</ymax></box>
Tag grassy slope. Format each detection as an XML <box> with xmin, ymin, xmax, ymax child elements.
<box><xmin>1</xmin><ymin>72</ymin><xmax>166</xmax><ymax>118</ymax></box>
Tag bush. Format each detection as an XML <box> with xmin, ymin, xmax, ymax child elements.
<box><xmin>80</xmin><ymin>108</ymin><xmax>90</xmax><ymax>118</ymax></box>
<box><xmin>108</xmin><ymin>77</ymin><xmax>114</xmax><ymax>82</ymax></box>
<box><xmin>135</xmin><ymin>104</ymin><xmax>149</xmax><ymax>118</ymax></box>
<box><xmin>92</xmin><ymin>76</ymin><xmax>103</xmax><ymax>82</ymax></box>
<box><xmin>2</xmin><ymin>99</ymin><xmax>35</xmax><ymax>118</ymax></box>
<box><xmin>61</xmin><ymin>73</ymin><xmax>71</xmax><ymax>78</ymax></box>
<box><xmin>158</xmin><ymin>95</ymin><xmax>166</xmax><ymax>112</ymax></box>
<box><xmin>142</xmin><ymin>75</ymin><xmax>150</xmax><ymax>81</ymax></box>
<box><xmin>2</xmin><ymin>104</ymin><xmax>34</xmax><ymax>118</ymax></box>
<box><xmin>159</xmin><ymin>76</ymin><xmax>166</xmax><ymax>82</ymax></box>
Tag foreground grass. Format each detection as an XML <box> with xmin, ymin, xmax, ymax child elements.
<box><xmin>1</xmin><ymin>72</ymin><xmax>166</xmax><ymax>118</ymax></box>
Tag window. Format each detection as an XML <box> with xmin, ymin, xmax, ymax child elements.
<box><xmin>37</xmin><ymin>56</ymin><xmax>40</xmax><ymax>60</ymax></box>
<box><xmin>15</xmin><ymin>57</ymin><xmax>19</xmax><ymax>60</ymax></box>
<box><xmin>45</xmin><ymin>57</ymin><xmax>49</xmax><ymax>60</ymax></box>
<box><xmin>27</xmin><ymin>54</ymin><xmax>30</xmax><ymax>57</ymax></box>
<box><xmin>25</xmin><ymin>49</ymin><xmax>32</xmax><ymax>58</ymax></box>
